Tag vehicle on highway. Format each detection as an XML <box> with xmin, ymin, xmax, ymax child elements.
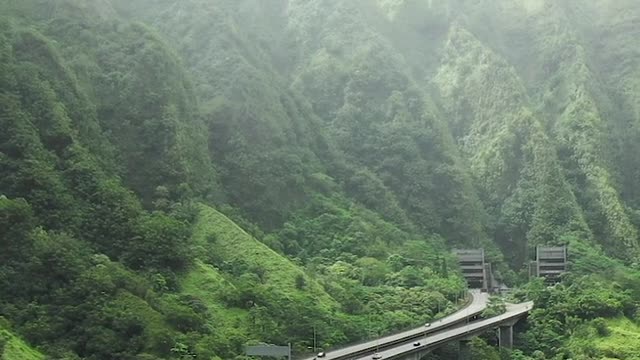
<box><xmin>424</xmin><ymin>322</ymin><xmax>431</xmax><ymax>327</ymax></box>
<box><xmin>413</xmin><ymin>341</ymin><xmax>421</xmax><ymax>347</ymax></box>
<box><xmin>317</xmin><ymin>352</ymin><xmax>326</xmax><ymax>358</ymax></box>
<box><xmin>372</xmin><ymin>353</ymin><xmax>382</xmax><ymax>359</ymax></box>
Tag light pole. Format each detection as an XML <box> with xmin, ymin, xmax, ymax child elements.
<box><xmin>313</xmin><ymin>325</ymin><xmax>317</xmax><ymax>353</ymax></box>
<box><xmin>466</xmin><ymin>305</ymin><xmax>471</xmax><ymax>334</ymax></box>
<box><xmin>423</xmin><ymin>322</ymin><xmax>428</xmax><ymax>342</ymax></box>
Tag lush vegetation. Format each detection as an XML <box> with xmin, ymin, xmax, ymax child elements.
<box><xmin>0</xmin><ymin>317</ymin><xmax>44</xmax><ymax>360</ymax></box>
<box><xmin>2</xmin><ymin>0</ymin><xmax>640</xmax><ymax>359</ymax></box>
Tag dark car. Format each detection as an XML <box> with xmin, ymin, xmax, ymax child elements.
<box><xmin>413</xmin><ymin>341</ymin><xmax>421</xmax><ymax>347</ymax></box>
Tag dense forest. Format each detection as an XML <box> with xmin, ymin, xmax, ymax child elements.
<box><xmin>1</xmin><ymin>0</ymin><xmax>640</xmax><ymax>359</ymax></box>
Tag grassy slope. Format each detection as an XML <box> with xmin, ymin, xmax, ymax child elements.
<box><xmin>190</xmin><ymin>204</ymin><xmax>338</xmax><ymax>310</ymax></box>
<box><xmin>177</xmin><ymin>204</ymin><xmax>342</xmax><ymax>349</ymax></box>
<box><xmin>563</xmin><ymin>317</ymin><xmax>640</xmax><ymax>360</ymax></box>
<box><xmin>181</xmin><ymin>260</ymin><xmax>249</xmax><ymax>330</ymax></box>
<box><xmin>0</xmin><ymin>321</ymin><xmax>43</xmax><ymax>360</ymax></box>
<box><xmin>594</xmin><ymin>318</ymin><xmax>640</xmax><ymax>360</ymax></box>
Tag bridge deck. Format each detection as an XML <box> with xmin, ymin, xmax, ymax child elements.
<box><xmin>352</xmin><ymin>301</ymin><xmax>533</xmax><ymax>360</ymax></box>
<box><xmin>301</xmin><ymin>290</ymin><xmax>489</xmax><ymax>360</ymax></box>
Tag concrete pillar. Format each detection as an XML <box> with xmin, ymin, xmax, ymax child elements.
<box><xmin>481</xmin><ymin>263</ymin><xmax>488</xmax><ymax>291</ymax></box>
<box><xmin>499</xmin><ymin>325</ymin><xmax>513</xmax><ymax>349</ymax></box>
<box><xmin>529</xmin><ymin>261</ymin><xmax>538</xmax><ymax>279</ymax></box>
<box><xmin>483</xmin><ymin>263</ymin><xmax>492</xmax><ymax>292</ymax></box>
<box><xmin>398</xmin><ymin>350</ymin><xmax>425</xmax><ymax>360</ymax></box>
<box><xmin>459</xmin><ymin>340</ymin><xmax>472</xmax><ymax>360</ymax></box>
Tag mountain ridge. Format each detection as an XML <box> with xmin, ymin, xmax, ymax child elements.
<box><xmin>2</xmin><ymin>1</ymin><xmax>640</xmax><ymax>359</ymax></box>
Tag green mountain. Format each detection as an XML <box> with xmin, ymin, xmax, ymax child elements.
<box><xmin>2</xmin><ymin>0</ymin><xmax>640</xmax><ymax>359</ymax></box>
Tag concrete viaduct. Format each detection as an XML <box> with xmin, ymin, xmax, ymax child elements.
<box><xmin>300</xmin><ymin>291</ymin><xmax>532</xmax><ymax>360</ymax></box>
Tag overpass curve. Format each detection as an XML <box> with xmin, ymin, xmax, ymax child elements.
<box><xmin>352</xmin><ymin>301</ymin><xmax>533</xmax><ymax>360</ymax></box>
<box><xmin>302</xmin><ymin>290</ymin><xmax>490</xmax><ymax>360</ymax></box>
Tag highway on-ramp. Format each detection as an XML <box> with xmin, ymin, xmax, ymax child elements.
<box><xmin>301</xmin><ymin>290</ymin><xmax>489</xmax><ymax>360</ymax></box>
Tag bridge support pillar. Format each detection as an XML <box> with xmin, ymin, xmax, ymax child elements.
<box><xmin>499</xmin><ymin>325</ymin><xmax>513</xmax><ymax>349</ymax></box>
<box><xmin>398</xmin><ymin>349</ymin><xmax>428</xmax><ymax>360</ymax></box>
<box><xmin>458</xmin><ymin>339</ymin><xmax>472</xmax><ymax>360</ymax></box>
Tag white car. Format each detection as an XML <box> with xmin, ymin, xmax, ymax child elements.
<box><xmin>372</xmin><ymin>353</ymin><xmax>383</xmax><ymax>359</ymax></box>
<box><xmin>317</xmin><ymin>352</ymin><xmax>326</xmax><ymax>358</ymax></box>
<box><xmin>424</xmin><ymin>322</ymin><xmax>431</xmax><ymax>327</ymax></box>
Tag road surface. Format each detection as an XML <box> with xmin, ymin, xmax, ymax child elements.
<box><xmin>302</xmin><ymin>290</ymin><xmax>489</xmax><ymax>360</ymax></box>
<box><xmin>352</xmin><ymin>301</ymin><xmax>534</xmax><ymax>360</ymax></box>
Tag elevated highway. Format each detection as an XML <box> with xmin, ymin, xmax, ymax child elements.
<box><xmin>302</xmin><ymin>291</ymin><xmax>532</xmax><ymax>360</ymax></box>
<box><xmin>301</xmin><ymin>291</ymin><xmax>489</xmax><ymax>360</ymax></box>
<box><xmin>352</xmin><ymin>301</ymin><xmax>533</xmax><ymax>360</ymax></box>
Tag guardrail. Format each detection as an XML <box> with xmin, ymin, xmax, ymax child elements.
<box><xmin>381</xmin><ymin>302</ymin><xmax>533</xmax><ymax>360</ymax></box>
<box><xmin>299</xmin><ymin>292</ymin><xmax>483</xmax><ymax>360</ymax></box>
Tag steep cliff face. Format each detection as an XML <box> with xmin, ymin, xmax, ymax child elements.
<box><xmin>352</xmin><ymin>0</ymin><xmax>640</xmax><ymax>262</ymax></box>
<box><xmin>432</xmin><ymin>25</ymin><xmax>591</xmax><ymax>266</ymax></box>
<box><xmin>7</xmin><ymin>0</ymin><xmax>639</xmax><ymax>266</ymax></box>
<box><xmin>284</xmin><ymin>0</ymin><xmax>488</xmax><ymax>246</ymax></box>
<box><xmin>30</xmin><ymin>0</ymin><xmax>638</xmax><ymax>274</ymax></box>
<box><xmin>437</xmin><ymin>0</ymin><xmax>640</xmax><ymax>261</ymax></box>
